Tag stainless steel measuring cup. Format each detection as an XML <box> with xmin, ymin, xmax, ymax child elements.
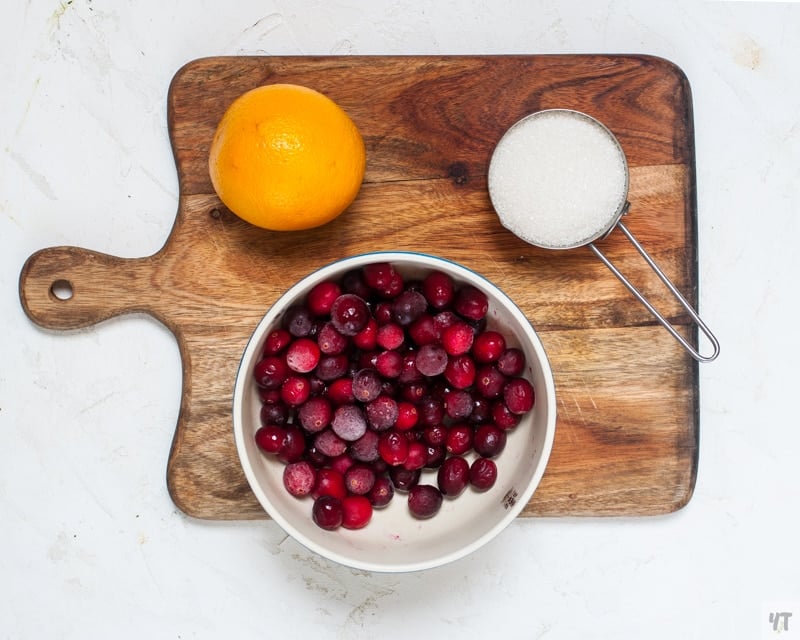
<box><xmin>487</xmin><ymin>109</ymin><xmax>719</xmax><ymax>363</ymax></box>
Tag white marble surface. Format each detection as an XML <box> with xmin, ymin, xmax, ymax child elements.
<box><xmin>2</xmin><ymin>1</ymin><xmax>799</xmax><ymax>637</ymax></box>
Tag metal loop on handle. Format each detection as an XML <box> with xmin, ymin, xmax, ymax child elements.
<box><xmin>588</xmin><ymin>221</ymin><xmax>720</xmax><ymax>363</ymax></box>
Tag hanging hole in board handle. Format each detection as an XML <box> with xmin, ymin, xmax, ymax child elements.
<box><xmin>487</xmin><ymin>108</ymin><xmax>720</xmax><ymax>363</ymax></box>
<box><xmin>50</xmin><ymin>279</ymin><xmax>74</xmax><ymax>301</ymax></box>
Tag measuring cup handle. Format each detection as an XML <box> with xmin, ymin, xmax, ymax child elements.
<box><xmin>589</xmin><ymin>222</ymin><xmax>720</xmax><ymax>363</ymax></box>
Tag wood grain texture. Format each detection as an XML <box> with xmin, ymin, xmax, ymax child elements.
<box><xmin>19</xmin><ymin>55</ymin><xmax>700</xmax><ymax>519</ymax></box>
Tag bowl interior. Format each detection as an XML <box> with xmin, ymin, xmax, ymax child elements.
<box><xmin>233</xmin><ymin>252</ymin><xmax>556</xmax><ymax>572</ymax></box>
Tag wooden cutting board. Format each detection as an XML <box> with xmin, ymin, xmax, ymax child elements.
<box><xmin>19</xmin><ymin>55</ymin><xmax>700</xmax><ymax>519</ymax></box>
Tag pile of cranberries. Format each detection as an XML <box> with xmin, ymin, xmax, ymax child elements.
<box><xmin>252</xmin><ymin>262</ymin><xmax>535</xmax><ymax>531</ymax></box>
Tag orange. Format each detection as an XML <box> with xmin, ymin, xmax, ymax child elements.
<box><xmin>208</xmin><ymin>84</ymin><xmax>366</xmax><ymax>231</ymax></box>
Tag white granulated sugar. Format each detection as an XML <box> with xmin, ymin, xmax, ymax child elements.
<box><xmin>488</xmin><ymin>110</ymin><xmax>628</xmax><ymax>249</ymax></box>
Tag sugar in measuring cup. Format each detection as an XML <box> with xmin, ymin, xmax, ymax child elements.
<box><xmin>488</xmin><ymin>109</ymin><xmax>719</xmax><ymax>362</ymax></box>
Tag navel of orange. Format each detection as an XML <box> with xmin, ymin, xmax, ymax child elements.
<box><xmin>208</xmin><ymin>84</ymin><xmax>366</xmax><ymax>231</ymax></box>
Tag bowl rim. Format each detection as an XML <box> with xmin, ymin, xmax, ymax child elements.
<box><xmin>232</xmin><ymin>251</ymin><xmax>557</xmax><ymax>572</ymax></box>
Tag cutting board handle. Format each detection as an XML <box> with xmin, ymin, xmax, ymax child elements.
<box><xmin>19</xmin><ymin>246</ymin><xmax>160</xmax><ymax>330</ymax></box>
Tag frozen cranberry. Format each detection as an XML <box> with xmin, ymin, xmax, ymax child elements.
<box><xmin>330</xmin><ymin>294</ymin><xmax>370</xmax><ymax>336</ymax></box>
<box><xmin>331</xmin><ymin>404</ymin><xmax>368</xmax><ymax>441</ymax></box>
<box><xmin>392</xmin><ymin>289</ymin><xmax>427</xmax><ymax>326</ymax></box>
<box><xmin>315</xmin><ymin>354</ymin><xmax>349</xmax><ymax>381</ymax></box>
<box><xmin>313</xmin><ymin>467</ymin><xmax>347</xmax><ymax>500</ymax></box>
<box><xmin>446</xmin><ymin>423</ymin><xmax>473</xmax><ymax>455</ymax></box>
<box><xmin>415</xmin><ymin>343</ymin><xmax>448</xmax><ymax>377</ymax></box>
<box><xmin>373</xmin><ymin>301</ymin><xmax>393</xmax><ymax>324</ymax></box>
<box><xmin>329</xmin><ymin>453</ymin><xmax>354</xmax><ymax>476</ymax></box>
<box><xmin>376</xmin><ymin>323</ymin><xmax>405</xmax><ymax>350</ymax></box>
<box><xmin>313</xmin><ymin>429</ymin><xmax>347</xmax><ymax>457</ymax></box>
<box><xmin>255</xmin><ymin>424</ymin><xmax>284</xmax><ymax>454</ymax></box>
<box><xmin>254</xmin><ymin>356</ymin><xmax>289</xmax><ymax>389</ymax></box>
<box><xmin>285</xmin><ymin>337</ymin><xmax>320</xmax><ymax>373</ymax></box>
<box><xmin>497</xmin><ymin>348</ymin><xmax>526</xmax><ymax>377</ymax></box>
<box><xmin>454</xmin><ymin>285</ymin><xmax>488</xmax><ymax>321</ymax></box>
<box><xmin>422</xmin><ymin>270</ymin><xmax>454</xmax><ymax>309</ymax></box>
<box><xmin>368</xmin><ymin>476</ymin><xmax>394</xmax><ymax>508</ymax></box>
<box><xmin>469</xmin><ymin>457</ymin><xmax>498</xmax><ymax>491</ymax></box>
<box><xmin>262</xmin><ymin>329</ymin><xmax>292</xmax><ymax>356</ymax></box>
<box><xmin>281</xmin><ymin>375</ymin><xmax>311</xmax><ymax>406</ymax></box>
<box><xmin>342</xmin><ymin>495</ymin><xmax>373</xmax><ymax>529</ymax></box>
<box><xmin>472</xmin><ymin>330</ymin><xmax>506</xmax><ymax>363</ymax></box>
<box><xmin>283</xmin><ymin>305</ymin><xmax>314</xmax><ymax>337</ymax></box>
<box><xmin>344</xmin><ymin>465</ymin><xmax>376</xmax><ymax>495</ymax></box>
<box><xmin>504</xmin><ymin>377</ymin><xmax>535</xmax><ymax>414</ymax></box>
<box><xmin>473</xmin><ymin>424</ymin><xmax>507</xmax><ymax>457</ymax></box>
<box><xmin>297</xmin><ymin>396</ymin><xmax>332</xmax><ymax>433</ymax></box>
<box><xmin>317</xmin><ymin>322</ymin><xmax>349</xmax><ymax>355</ymax></box>
<box><xmin>349</xmin><ymin>429</ymin><xmax>380</xmax><ymax>462</ymax></box>
<box><xmin>375</xmin><ymin>349</ymin><xmax>403</xmax><ymax>378</ymax></box>
<box><xmin>312</xmin><ymin>495</ymin><xmax>343</xmax><ymax>530</ymax></box>
<box><xmin>408</xmin><ymin>314</ymin><xmax>439</xmax><ymax>346</ymax></box>
<box><xmin>437</xmin><ymin>456</ymin><xmax>470</xmax><ymax>497</ymax></box>
<box><xmin>397</xmin><ymin>352</ymin><xmax>422</xmax><ymax>384</ymax></box>
<box><xmin>443</xmin><ymin>389</ymin><xmax>474</xmax><ymax>420</ymax></box>
<box><xmin>408</xmin><ymin>484</ymin><xmax>443</xmax><ymax>519</ymax></box>
<box><xmin>283</xmin><ymin>461</ymin><xmax>317</xmax><ymax>497</ymax></box>
<box><xmin>378</xmin><ymin>429</ymin><xmax>408</xmax><ymax>466</ymax></box>
<box><xmin>352</xmin><ymin>368</ymin><xmax>382</xmax><ymax>403</ymax></box>
<box><xmin>307</xmin><ymin>280</ymin><xmax>341</xmax><ymax>317</ymax></box>
<box><xmin>277</xmin><ymin>426</ymin><xmax>306</xmax><ymax>463</ymax></box>
<box><xmin>441</xmin><ymin>322</ymin><xmax>474</xmax><ymax>355</ymax></box>
<box><xmin>341</xmin><ymin>268</ymin><xmax>370</xmax><ymax>298</ymax></box>
<box><xmin>365</xmin><ymin>395</ymin><xmax>399</xmax><ymax>431</ymax></box>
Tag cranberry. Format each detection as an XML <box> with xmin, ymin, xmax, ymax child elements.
<box><xmin>454</xmin><ymin>285</ymin><xmax>488</xmax><ymax>321</ymax></box>
<box><xmin>491</xmin><ymin>400</ymin><xmax>521</xmax><ymax>430</ymax></box>
<box><xmin>415</xmin><ymin>343</ymin><xmax>448</xmax><ymax>377</ymax></box>
<box><xmin>408</xmin><ymin>484</ymin><xmax>443</xmax><ymax>519</ymax></box>
<box><xmin>446</xmin><ymin>423</ymin><xmax>473</xmax><ymax>455</ymax></box>
<box><xmin>277</xmin><ymin>426</ymin><xmax>306</xmax><ymax>463</ymax></box>
<box><xmin>327</xmin><ymin>377</ymin><xmax>355</xmax><ymax>404</ymax></box>
<box><xmin>469</xmin><ymin>457</ymin><xmax>498</xmax><ymax>491</ymax></box>
<box><xmin>352</xmin><ymin>368</ymin><xmax>382</xmax><ymax>403</ymax></box>
<box><xmin>312</xmin><ymin>495</ymin><xmax>343</xmax><ymax>530</ymax></box>
<box><xmin>368</xmin><ymin>476</ymin><xmax>394</xmax><ymax>508</ymax></box>
<box><xmin>422</xmin><ymin>270</ymin><xmax>454</xmax><ymax>309</ymax></box>
<box><xmin>444</xmin><ymin>354</ymin><xmax>476</xmax><ymax>389</ymax></box>
<box><xmin>353</xmin><ymin>317</ymin><xmax>378</xmax><ymax>350</ymax></box>
<box><xmin>313</xmin><ymin>467</ymin><xmax>347</xmax><ymax>500</ymax></box>
<box><xmin>395</xmin><ymin>401</ymin><xmax>419</xmax><ymax>430</ymax></box>
<box><xmin>504</xmin><ymin>377</ymin><xmax>535</xmax><ymax>414</ymax></box>
<box><xmin>422</xmin><ymin>423</ymin><xmax>447</xmax><ymax>446</ymax></box>
<box><xmin>341</xmin><ymin>268</ymin><xmax>370</xmax><ymax>298</ymax></box>
<box><xmin>349</xmin><ymin>429</ymin><xmax>380</xmax><ymax>462</ymax></box>
<box><xmin>254</xmin><ymin>356</ymin><xmax>289</xmax><ymax>389</ymax></box>
<box><xmin>365</xmin><ymin>395</ymin><xmax>399</xmax><ymax>431</ymax></box>
<box><xmin>298</xmin><ymin>396</ymin><xmax>332</xmax><ymax>433</ymax></box>
<box><xmin>317</xmin><ymin>322</ymin><xmax>349</xmax><ymax>355</ymax></box>
<box><xmin>418</xmin><ymin>395</ymin><xmax>445</xmax><ymax>426</ymax></box>
<box><xmin>472</xmin><ymin>330</ymin><xmax>506</xmax><ymax>363</ymax></box>
<box><xmin>315</xmin><ymin>354</ymin><xmax>349</xmax><ymax>381</ymax></box>
<box><xmin>307</xmin><ymin>280</ymin><xmax>341</xmax><ymax>317</ymax></box>
<box><xmin>344</xmin><ymin>465</ymin><xmax>376</xmax><ymax>495</ymax></box>
<box><xmin>285</xmin><ymin>337</ymin><xmax>321</xmax><ymax>373</ymax></box>
<box><xmin>403</xmin><ymin>441</ymin><xmax>428</xmax><ymax>471</ymax></box>
<box><xmin>263</xmin><ymin>328</ymin><xmax>292</xmax><ymax>356</ymax></box>
<box><xmin>341</xmin><ymin>495</ymin><xmax>373</xmax><ymax>529</ymax></box>
<box><xmin>389</xmin><ymin>466</ymin><xmax>421</xmax><ymax>492</ymax></box>
<box><xmin>283</xmin><ymin>461</ymin><xmax>317</xmax><ymax>497</ymax></box>
<box><xmin>424</xmin><ymin>444</ymin><xmax>447</xmax><ymax>468</ymax></box>
<box><xmin>331</xmin><ymin>404</ymin><xmax>368</xmax><ymax>441</ymax></box>
<box><xmin>363</xmin><ymin>262</ymin><xmax>401</xmax><ymax>294</ymax></box>
<box><xmin>475</xmin><ymin>364</ymin><xmax>506</xmax><ymax>398</ymax></box>
<box><xmin>378</xmin><ymin>429</ymin><xmax>408</xmax><ymax>466</ymax></box>
<box><xmin>376</xmin><ymin>323</ymin><xmax>405</xmax><ymax>350</ymax></box>
<box><xmin>392</xmin><ymin>289</ymin><xmax>427</xmax><ymax>326</ymax></box>
<box><xmin>437</xmin><ymin>456</ymin><xmax>470</xmax><ymax>497</ymax></box>
<box><xmin>329</xmin><ymin>453</ymin><xmax>354</xmax><ymax>476</ymax></box>
<box><xmin>283</xmin><ymin>305</ymin><xmax>314</xmax><ymax>337</ymax></box>
<box><xmin>255</xmin><ymin>424</ymin><xmax>284</xmax><ymax>454</ymax></box>
<box><xmin>408</xmin><ymin>314</ymin><xmax>439</xmax><ymax>346</ymax></box>
<box><xmin>330</xmin><ymin>294</ymin><xmax>370</xmax><ymax>336</ymax></box>
<box><xmin>497</xmin><ymin>348</ymin><xmax>526</xmax><ymax>377</ymax></box>
<box><xmin>375</xmin><ymin>349</ymin><xmax>403</xmax><ymax>378</ymax></box>
<box><xmin>281</xmin><ymin>375</ymin><xmax>312</xmax><ymax>406</ymax></box>
<box><xmin>443</xmin><ymin>389</ymin><xmax>474</xmax><ymax>420</ymax></box>
<box><xmin>313</xmin><ymin>429</ymin><xmax>347</xmax><ymax>457</ymax></box>
<box><xmin>260</xmin><ymin>402</ymin><xmax>289</xmax><ymax>426</ymax></box>
<box><xmin>473</xmin><ymin>424</ymin><xmax>507</xmax><ymax>457</ymax></box>
<box><xmin>441</xmin><ymin>322</ymin><xmax>474</xmax><ymax>355</ymax></box>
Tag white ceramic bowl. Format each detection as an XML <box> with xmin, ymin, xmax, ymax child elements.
<box><xmin>232</xmin><ymin>252</ymin><xmax>556</xmax><ymax>572</ymax></box>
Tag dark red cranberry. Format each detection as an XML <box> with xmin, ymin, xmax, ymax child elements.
<box><xmin>497</xmin><ymin>348</ymin><xmax>526</xmax><ymax>377</ymax></box>
<box><xmin>312</xmin><ymin>495</ymin><xmax>343</xmax><ymax>530</ymax></box>
<box><xmin>344</xmin><ymin>465</ymin><xmax>376</xmax><ymax>495</ymax></box>
<box><xmin>253</xmin><ymin>356</ymin><xmax>288</xmax><ymax>389</ymax></box>
<box><xmin>376</xmin><ymin>323</ymin><xmax>405</xmax><ymax>350</ymax></box>
<box><xmin>375</xmin><ymin>349</ymin><xmax>403</xmax><ymax>378</ymax></box>
<box><xmin>352</xmin><ymin>368</ymin><xmax>382</xmax><ymax>403</ymax></box>
<box><xmin>473</xmin><ymin>424</ymin><xmax>507</xmax><ymax>457</ymax></box>
<box><xmin>260</xmin><ymin>402</ymin><xmax>289</xmax><ymax>426</ymax></box>
<box><xmin>368</xmin><ymin>476</ymin><xmax>394</xmax><ymax>508</ymax></box>
<box><xmin>423</xmin><ymin>444</ymin><xmax>447</xmax><ymax>468</ymax></box>
<box><xmin>454</xmin><ymin>285</ymin><xmax>488</xmax><ymax>321</ymax></box>
<box><xmin>418</xmin><ymin>395</ymin><xmax>445</xmax><ymax>426</ymax></box>
<box><xmin>340</xmin><ymin>268</ymin><xmax>370</xmax><ymax>298</ymax></box>
<box><xmin>492</xmin><ymin>400</ymin><xmax>521</xmax><ymax>430</ymax></box>
<box><xmin>408</xmin><ymin>484</ymin><xmax>443</xmax><ymax>519</ymax></box>
<box><xmin>315</xmin><ymin>354</ymin><xmax>349</xmax><ymax>381</ymax></box>
<box><xmin>255</xmin><ymin>424</ymin><xmax>284</xmax><ymax>454</ymax></box>
<box><xmin>353</xmin><ymin>317</ymin><xmax>378</xmax><ymax>350</ymax></box>
<box><xmin>402</xmin><ymin>441</ymin><xmax>428</xmax><ymax>471</ymax></box>
<box><xmin>327</xmin><ymin>377</ymin><xmax>354</xmax><ymax>404</ymax></box>
<box><xmin>472</xmin><ymin>330</ymin><xmax>506</xmax><ymax>363</ymax></box>
<box><xmin>504</xmin><ymin>377</ymin><xmax>535</xmax><ymax>414</ymax></box>
<box><xmin>391</xmin><ymin>289</ymin><xmax>427</xmax><ymax>326</ymax></box>
<box><xmin>262</xmin><ymin>328</ymin><xmax>292</xmax><ymax>356</ymax></box>
<box><xmin>407</xmin><ymin>314</ymin><xmax>439</xmax><ymax>346</ymax></box>
<box><xmin>330</xmin><ymin>294</ymin><xmax>370</xmax><ymax>336</ymax></box>
<box><xmin>422</xmin><ymin>270</ymin><xmax>454</xmax><ymax>309</ymax></box>
<box><xmin>365</xmin><ymin>395</ymin><xmax>399</xmax><ymax>431</ymax></box>
<box><xmin>277</xmin><ymin>426</ymin><xmax>306</xmax><ymax>463</ymax></box>
<box><xmin>297</xmin><ymin>396</ymin><xmax>332</xmax><ymax>433</ymax></box>
<box><xmin>283</xmin><ymin>305</ymin><xmax>314</xmax><ymax>337</ymax></box>
<box><xmin>469</xmin><ymin>457</ymin><xmax>498</xmax><ymax>491</ymax></box>
<box><xmin>317</xmin><ymin>322</ymin><xmax>349</xmax><ymax>355</ymax></box>
<box><xmin>443</xmin><ymin>389</ymin><xmax>474</xmax><ymax>420</ymax></box>
<box><xmin>422</xmin><ymin>423</ymin><xmax>447</xmax><ymax>446</ymax></box>
<box><xmin>437</xmin><ymin>456</ymin><xmax>470</xmax><ymax>497</ymax></box>
<box><xmin>280</xmin><ymin>375</ymin><xmax>312</xmax><ymax>406</ymax></box>
<box><xmin>313</xmin><ymin>429</ymin><xmax>347</xmax><ymax>457</ymax></box>
<box><xmin>349</xmin><ymin>429</ymin><xmax>381</xmax><ymax>462</ymax></box>
<box><xmin>389</xmin><ymin>466</ymin><xmax>421</xmax><ymax>492</ymax></box>
<box><xmin>475</xmin><ymin>364</ymin><xmax>506</xmax><ymax>398</ymax></box>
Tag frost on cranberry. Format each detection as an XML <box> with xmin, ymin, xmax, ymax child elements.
<box><xmin>251</xmin><ymin>262</ymin><xmax>538</xmax><ymax>532</ymax></box>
